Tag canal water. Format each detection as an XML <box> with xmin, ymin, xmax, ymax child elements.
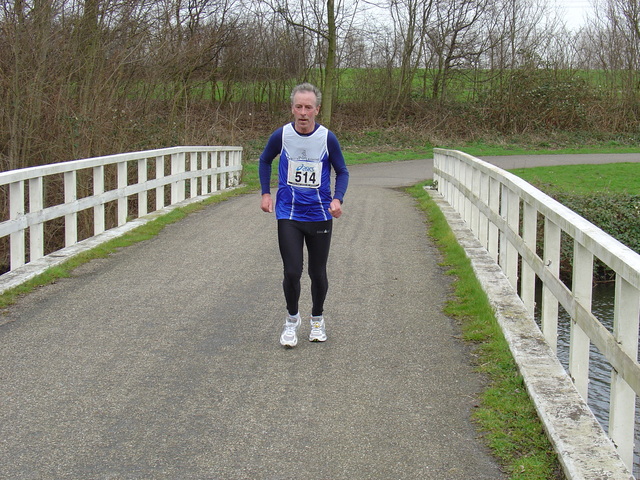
<box><xmin>536</xmin><ymin>283</ymin><xmax>639</xmax><ymax>476</ymax></box>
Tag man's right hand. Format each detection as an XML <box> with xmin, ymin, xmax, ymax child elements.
<box><xmin>261</xmin><ymin>193</ymin><xmax>273</xmax><ymax>213</ymax></box>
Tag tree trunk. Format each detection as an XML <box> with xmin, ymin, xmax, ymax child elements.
<box><xmin>323</xmin><ymin>0</ymin><xmax>336</xmax><ymax>128</ymax></box>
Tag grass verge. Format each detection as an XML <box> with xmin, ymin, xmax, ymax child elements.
<box><xmin>407</xmin><ymin>181</ymin><xmax>564</xmax><ymax>480</ymax></box>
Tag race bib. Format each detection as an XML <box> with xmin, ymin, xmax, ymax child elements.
<box><xmin>287</xmin><ymin>159</ymin><xmax>322</xmax><ymax>188</ymax></box>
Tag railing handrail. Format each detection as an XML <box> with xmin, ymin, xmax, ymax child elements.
<box><xmin>0</xmin><ymin>146</ymin><xmax>239</xmax><ymax>185</ymax></box>
<box><xmin>436</xmin><ymin>148</ymin><xmax>640</xmax><ymax>288</ymax></box>
<box><xmin>433</xmin><ymin>148</ymin><xmax>638</xmax><ymax>479</ymax></box>
<box><xmin>0</xmin><ymin>146</ymin><xmax>243</xmax><ymax>279</ymax></box>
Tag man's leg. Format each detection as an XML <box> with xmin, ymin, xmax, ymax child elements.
<box><xmin>277</xmin><ymin>219</ymin><xmax>305</xmax><ymax>316</ymax></box>
<box><xmin>305</xmin><ymin>219</ymin><xmax>333</xmax><ymax>317</ymax></box>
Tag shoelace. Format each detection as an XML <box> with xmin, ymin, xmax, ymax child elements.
<box><xmin>284</xmin><ymin>322</ymin><xmax>299</xmax><ymax>337</ymax></box>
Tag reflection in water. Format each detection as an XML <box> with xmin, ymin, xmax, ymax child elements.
<box><xmin>535</xmin><ymin>283</ymin><xmax>639</xmax><ymax>476</ymax></box>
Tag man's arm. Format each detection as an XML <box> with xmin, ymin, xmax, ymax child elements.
<box><xmin>259</xmin><ymin>128</ymin><xmax>283</xmax><ymax>212</ymax></box>
<box><xmin>327</xmin><ymin>131</ymin><xmax>349</xmax><ymax>204</ymax></box>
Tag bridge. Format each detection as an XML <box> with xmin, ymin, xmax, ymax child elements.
<box><xmin>0</xmin><ymin>149</ymin><xmax>639</xmax><ymax>479</ymax></box>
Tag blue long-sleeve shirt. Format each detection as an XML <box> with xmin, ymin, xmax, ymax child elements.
<box><xmin>259</xmin><ymin>122</ymin><xmax>349</xmax><ymax>221</ymax></box>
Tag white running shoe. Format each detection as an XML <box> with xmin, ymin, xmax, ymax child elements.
<box><xmin>280</xmin><ymin>317</ymin><xmax>301</xmax><ymax>347</ymax></box>
<box><xmin>309</xmin><ymin>316</ymin><xmax>327</xmax><ymax>342</ymax></box>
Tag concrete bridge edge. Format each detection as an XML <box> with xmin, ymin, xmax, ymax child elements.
<box><xmin>426</xmin><ymin>188</ymin><xmax>635</xmax><ymax>480</ymax></box>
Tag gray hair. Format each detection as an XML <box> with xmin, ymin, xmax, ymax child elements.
<box><xmin>290</xmin><ymin>83</ymin><xmax>322</xmax><ymax>107</ymax></box>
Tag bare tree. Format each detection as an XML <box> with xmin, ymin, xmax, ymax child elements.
<box><xmin>581</xmin><ymin>0</ymin><xmax>639</xmax><ymax>106</ymax></box>
<box><xmin>255</xmin><ymin>0</ymin><xmax>361</xmax><ymax>127</ymax></box>
<box><xmin>607</xmin><ymin>0</ymin><xmax>640</xmax><ymax>95</ymax></box>
<box><xmin>1</xmin><ymin>0</ymin><xmax>59</xmax><ymax>169</ymax></box>
<box><xmin>383</xmin><ymin>0</ymin><xmax>435</xmax><ymax>118</ymax></box>
<box><xmin>424</xmin><ymin>0</ymin><xmax>489</xmax><ymax>101</ymax></box>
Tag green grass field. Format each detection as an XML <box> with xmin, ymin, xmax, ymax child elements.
<box><xmin>509</xmin><ymin>162</ymin><xmax>640</xmax><ymax>194</ymax></box>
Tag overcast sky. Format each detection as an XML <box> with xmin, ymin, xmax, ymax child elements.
<box><xmin>553</xmin><ymin>0</ymin><xmax>596</xmax><ymax>30</ymax></box>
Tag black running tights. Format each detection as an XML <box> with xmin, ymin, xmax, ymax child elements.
<box><xmin>277</xmin><ymin>219</ymin><xmax>333</xmax><ymax>317</ymax></box>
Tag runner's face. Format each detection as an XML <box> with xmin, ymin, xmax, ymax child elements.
<box><xmin>291</xmin><ymin>91</ymin><xmax>320</xmax><ymax>134</ymax></box>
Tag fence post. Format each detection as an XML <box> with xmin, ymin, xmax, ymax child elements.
<box><xmin>478</xmin><ymin>172</ymin><xmax>489</xmax><ymax>250</ymax></box>
<box><xmin>570</xmin><ymin>241</ymin><xmax>593</xmax><ymax>400</ymax></box>
<box><xmin>505</xmin><ymin>187</ymin><xmax>519</xmax><ymax>290</ymax></box>
<box><xmin>117</xmin><ymin>161</ymin><xmax>127</xmax><ymax>226</ymax></box>
<box><xmin>541</xmin><ymin>218</ymin><xmax>561</xmax><ymax>353</ymax></box>
<box><xmin>220</xmin><ymin>151</ymin><xmax>228</xmax><ymax>189</ymax></box>
<box><xmin>29</xmin><ymin>177</ymin><xmax>44</xmax><ymax>261</ymax></box>
<box><xmin>463</xmin><ymin>161</ymin><xmax>472</xmax><ymax>227</ymax></box>
<box><xmin>499</xmin><ymin>184</ymin><xmax>519</xmax><ymax>289</ymax></box>
<box><xmin>521</xmin><ymin>201</ymin><xmax>537</xmax><ymax>315</ymax></box>
<box><xmin>608</xmin><ymin>275</ymin><xmax>640</xmax><ymax>470</ymax></box>
<box><xmin>488</xmin><ymin>177</ymin><xmax>500</xmax><ymax>263</ymax></box>
<box><xmin>190</xmin><ymin>152</ymin><xmax>198</xmax><ymax>198</ymax></box>
<box><xmin>211</xmin><ymin>151</ymin><xmax>219</xmax><ymax>193</ymax></box>
<box><xmin>64</xmin><ymin>171</ymin><xmax>77</xmax><ymax>247</ymax></box>
<box><xmin>94</xmin><ymin>166</ymin><xmax>105</xmax><ymax>235</ymax></box>
<box><xmin>201</xmin><ymin>152</ymin><xmax>210</xmax><ymax>195</ymax></box>
<box><xmin>231</xmin><ymin>150</ymin><xmax>241</xmax><ymax>185</ymax></box>
<box><xmin>9</xmin><ymin>181</ymin><xmax>25</xmax><ymax>269</ymax></box>
<box><xmin>138</xmin><ymin>158</ymin><xmax>148</xmax><ymax>217</ymax></box>
<box><xmin>156</xmin><ymin>155</ymin><xmax>165</xmax><ymax>210</ymax></box>
<box><xmin>171</xmin><ymin>152</ymin><xmax>185</xmax><ymax>204</ymax></box>
<box><xmin>470</xmin><ymin>168</ymin><xmax>481</xmax><ymax>238</ymax></box>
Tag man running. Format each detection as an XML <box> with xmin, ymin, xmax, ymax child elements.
<box><xmin>259</xmin><ymin>83</ymin><xmax>349</xmax><ymax>347</ymax></box>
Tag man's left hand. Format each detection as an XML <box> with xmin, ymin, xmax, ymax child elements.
<box><xmin>328</xmin><ymin>199</ymin><xmax>343</xmax><ymax>218</ymax></box>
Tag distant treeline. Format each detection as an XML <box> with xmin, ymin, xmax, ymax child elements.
<box><xmin>2</xmin><ymin>0</ymin><xmax>640</xmax><ymax>172</ymax></box>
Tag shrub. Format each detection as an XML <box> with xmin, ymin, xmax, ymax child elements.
<box><xmin>548</xmin><ymin>191</ymin><xmax>640</xmax><ymax>282</ymax></box>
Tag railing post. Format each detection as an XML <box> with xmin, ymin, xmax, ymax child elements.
<box><xmin>171</xmin><ymin>152</ymin><xmax>185</xmax><ymax>204</ymax></box>
<box><xmin>448</xmin><ymin>153</ymin><xmax>456</xmax><ymax>206</ymax></box>
<box><xmin>570</xmin><ymin>241</ymin><xmax>593</xmax><ymax>400</ymax></box>
<box><xmin>117</xmin><ymin>161</ymin><xmax>127</xmax><ymax>226</ymax></box>
<box><xmin>443</xmin><ymin>152</ymin><xmax>454</xmax><ymax>205</ymax></box>
<box><xmin>211</xmin><ymin>151</ymin><xmax>219</xmax><ymax>193</ymax></box>
<box><xmin>156</xmin><ymin>155</ymin><xmax>165</xmax><ymax>210</ymax></box>
<box><xmin>138</xmin><ymin>158</ymin><xmax>148</xmax><ymax>217</ymax></box>
<box><xmin>452</xmin><ymin>156</ymin><xmax>462</xmax><ymax>213</ymax></box>
<box><xmin>470</xmin><ymin>168</ymin><xmax>481</xmax><ymax>238</ymax></box>
<box><xmin>28</xmin><ymin>177</ymin><xmax>44</xmax><ymax>261</ymax></box>
<box><xmin>93</xmin><ymin>166</ymin><xmax>105</xmax><ymax>235</ymax></box>
<box><xmin>64</xmin><ymin>171</ymin><xmax>77</xmax><ymax>247</ymax></box>
<box><xmin>500</xmin><ymin>185</ymin><xmax>519</xmax><ymax>290</ymax></box>
<box><xmin>220</xmin><ymin>151</ymin><xmax>228</xmax><ymax>189</ymax></box>
<box><xmin>231</xmin><ymin>149</ymin><xmax>241</xmax><ymax>185</ymax></box>
<box><xmin>608</xmin><ymin>275</ymin><xmax>640</xmax><ymax>470</ymax></box>
<box><xmin>9</xmin><ymin>181</ymin><xmax>25</xmax><ymax>269</ymax></box>
<box><xmin>488</xmin><ymin>177</ymin><xmax>500</xmax><ymax>263</ymax></box>
<box><xmin>506</xmin><ymin>187</ymin><xmax>519</xmax><ymax>290</ymax></box>
<box><xmin>463</xmin><ymin>160</ymin><xmax>472</xmax><ymax>227</ymax></box>
<box><xmin>201</xmin><ymin>152</ymin><xmax>210</xmax><ymax>195</ymax></box>
<box><xmin>478</xmin><ymin>172</ymin><xmax>489</xmax><ymax>250</ymax></box>
<box><xmin>541</xmin><ymin>218</ymin><xmax>561</xmax><ymax>352</ymax></box>
<box><xmin>190</xmin><ymin>152</ymin><xmax>198</xmax><ymax>198</ymax></box>
<box><xmin>521</xmin><ymin>201</ymin><xmax>537</xmax><ymax>315</ymax></box>
<box><xmin>433</xmin><ymin>152</ymin><xmax>441</xmax><ymax>190</ymax></box>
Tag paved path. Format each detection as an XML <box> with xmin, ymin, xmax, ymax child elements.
<box><xmin>1</xmin><ymin>153</ymin><xmax>638</xmax><ymax>479</ymax></box>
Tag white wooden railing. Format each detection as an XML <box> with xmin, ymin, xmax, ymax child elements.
<box><xmin>434</xmin><ymin>148</ymin><xmax>640</xmax><ymax>477</ymax></box>
<box><xmin>0</xmin><ymin>146</ymin><xmax>242</xmax><ymax>273</ymax></box>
